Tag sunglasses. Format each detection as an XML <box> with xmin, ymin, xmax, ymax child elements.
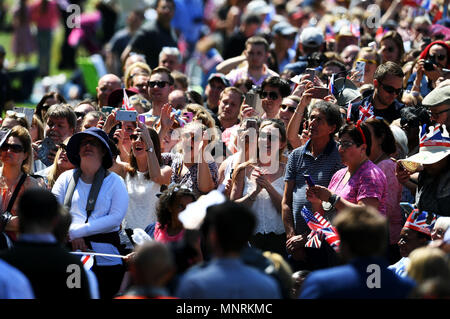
<box><xmin>259</xmin><ymin>91</ymin><xmax>279</xmax><ymax>100</ymax></box>
<box><xmin>281</xmin><ymin>104</ymin><xmax>297</xmax><ymax>113</ymax></box>
<box><xmin>379</xmin><ymin>81</ymin><xmax>403</xmax><ymax>96</ymax></box>
<box><xmin>356</xmin><ymin>58</ymin><xmax>377</xmax><ymax>65</ymax></box>
<box><xmin>75</xmin><ymin>111</ymin><xmax>86</xmax><ymax>119</ymax></box>
<box><xmin>148</xmin><ymin>81</ymin><xmax>169</xmax><ymax>88</ymax></box>
<box><xmin>1</xmin><ymin>143</ymin><xmax>24</xmax><ymax>153</ymax></box>
<box><xmin>336</xmin><ymin>140</ymin><xmax>355</xmax><ymax>149</ymax></box>
<box><xmin>58</xmin><ymin>143</ymin><xmax>67</xmax><ymax>151</ymax></box>
<box><xmin>429</xmin><ymin>54</ymin><xmax>446</xmax><ymax>61</ymax></box>
<box><xmin>427</xmin><ymin>108</ymin><xmax>450</xmax><ymax>118</ymax></box>
<box><xmin>130</xmin><ymin>134</ymin><xmax>141</xmax><ymax>141</ymax></box>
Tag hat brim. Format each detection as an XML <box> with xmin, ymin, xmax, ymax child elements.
<box><xmin>66</xmin><ymin>130</ymin><xmax>113</xmax><ymax>169</ymax></box>
<box><xmin>403</xmin><ymin>149</ymin><xmax>450</xmax><ymax>165</ymax></box>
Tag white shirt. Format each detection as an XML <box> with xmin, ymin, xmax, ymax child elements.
<box><xmin>120</xmin><ymin>171</ymin><xmax>161</xmax><ymax>249</ymax></box>
<box><xmin>244</xmin><ymin>175</ymin><xmax>285</xmax><ymax>235</ymax></box>
<box><xmin>52</xmin><ymin>169</ymin><xmax>129</xmax><ymax>266</ymax></box>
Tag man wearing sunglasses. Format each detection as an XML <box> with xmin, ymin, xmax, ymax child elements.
<box><xmin>349</xmin><ymin>62</ymin><xmax>405</xmax><ymax>124</ymax></box>
<box><xmin>147</xmin><ymin>66</ymin><xmax>174</xmax><ymax>118</ymax></box>
<box><xmin>422</xmin><ymin>85</ymin><xmax>450</xmax><ymax>130</ymax></box>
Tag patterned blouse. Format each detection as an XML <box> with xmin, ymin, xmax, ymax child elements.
<box><xmin>162</xmin><ymin>152</ymin><xmax>219</xmax><ymax>196</ymax></box>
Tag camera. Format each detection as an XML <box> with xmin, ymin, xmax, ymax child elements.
<box><xmin>424</xmin><ymin>56</ymin><xmax>436</xmax><ymax>71</ymax></box>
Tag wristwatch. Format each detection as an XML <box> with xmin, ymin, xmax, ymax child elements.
<box><xmin>328</xmin><ymin>194</ymin><xmax>340</xmax><ymax>209</ymax></box>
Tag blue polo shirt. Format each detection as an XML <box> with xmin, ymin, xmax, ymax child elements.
<box><xmin>284</xmin><ymin>138</ymin><xmax>344</xmax><ymax>234</ymax></box>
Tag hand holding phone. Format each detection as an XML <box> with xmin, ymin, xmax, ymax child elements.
<box><xmin>310</xmin><ymin>87</ymin><xmax>329</xmax><ymax>99</ymax></box>
<box><xmin>37</xmin><ymin>137</ymin><xmax>57</xmax><ymax>166</ymax></box>
<box><xmin>303</xmin><ymin>174</ymin><xmax>315</xmax><ymax>187</ymax></box>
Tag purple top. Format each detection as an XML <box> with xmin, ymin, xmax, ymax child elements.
<box><xmin>328</xmin><ymin>160</ymin><xmax>388</xmax><ymax>215</ymax></box>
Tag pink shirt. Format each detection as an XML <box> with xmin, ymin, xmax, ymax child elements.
<box><xmin>377</xmin><ymin>159</ymin><xmax>403</xmax><ymax>244</ymax></box>
<box><xmin>226</xmin><ymin>65</ymin><xmax>279</xmax><ymax>87</ymax></box>
<box><xmin>154</xmin><ymin>222</ymin><xmax>185</xmax><ymax>243</ymax></box>
<box><xmin>328</xmin><ymin>160</ymin><xmax>387</xmax><ymax>216</ymax></box>
<box><xmin>30</xmin><ymin>0</ymin><xmax>60</xmax><ymax>30</ymax></box>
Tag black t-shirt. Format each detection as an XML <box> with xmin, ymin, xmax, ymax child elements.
<box><xmin>128</xmin><ymin>19</ymin><xmax>178</xmax><ymax>69</ymax></box>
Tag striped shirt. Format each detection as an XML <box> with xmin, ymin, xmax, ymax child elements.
<box><xmin>284</xmin><ymin>138</ymin><xmax>344</xmax><ymax>234</ymax></box>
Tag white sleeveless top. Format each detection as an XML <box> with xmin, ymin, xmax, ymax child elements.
<box><xmin>120</xmin><ymin>171</ymin><xmax>161</xmax><ymax>248</ymax></box>
<box><xmin>243</xmin><ymin>175</ymin><xmax>285</xmax><ymax>235</ymax></box>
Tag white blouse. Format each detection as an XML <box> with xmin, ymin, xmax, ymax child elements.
<box><xmin>120</xmin><ymin>171</ymin><xmax>161</xmax><ymax>249</ymax></box>
<box><xmin>243</xmin><ymin>175</ymin><xmax>285</xmax><ymax>235</ymax></box>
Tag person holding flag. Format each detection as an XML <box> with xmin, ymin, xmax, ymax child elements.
<box><xmin>299</xmin><ymin>206</ymin><xmax>415</xmax><ymax>299</ymax></box>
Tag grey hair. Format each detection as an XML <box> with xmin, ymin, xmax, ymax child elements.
<box><xmin>159</xmin><ymin>47</ymin><xmax>182</xmax><ymax>64</ymax></box>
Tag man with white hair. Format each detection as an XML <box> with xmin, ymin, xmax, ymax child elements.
<box><xmin>158</xmin><ymin>47</ymin><xmax>182</xmax><ymax>72</ymax></box>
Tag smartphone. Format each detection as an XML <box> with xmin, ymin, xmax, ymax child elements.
<box><xmin>245</xmin><ymin>92</ymin><xmax>257</xmax><ymax>109</ymax></box>
<box><xmin>102</xmin><ymin>106</ymin><xmax>114</xmax><ymax>115</ymax></box>
<box><xmin>38</xmin><ymin>137</ymin><xmax>57</xmax><ymax>166</ymax></box>
<box><xmin>310</xmin><ymin>87</ymin><xmax>329</xmax><ymax>99</ymax></box>
<box><xmin>246</xmin><ymin>119</ymin><xmax>258</xmax><ymax>130</ymax></box>
<box><xmin>399</xmin><ymin>202</ymin><xmax>415</xmax><ymax>217</ymax></box>
<box><xmin>138</xmin><ymin>115</ymin><xmax>146</xmax><ymax>124</ymax></box>
<box><xmin>305</xmin><ymin>68</ymin><xmax>316</xmax><ymax>82</ymax></box>
<box><xmin>355</xmin><ymin>61</ymin><xmax>365</xmax><ymax>83</ymax></box>
<box><xmin>116</xmin><ymin>110</ymin><xmax>137</xmax><ymax>122</ymax></box>
<box><xmin>303</xmin><ymin>174</ymin><xmax>315</xmax><ymax>187</ymax></box>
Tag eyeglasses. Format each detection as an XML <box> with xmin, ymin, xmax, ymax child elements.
<box><xmin>148</xmin><ymin>81</ymin><xmax>169</xmax><ymax>88</ymax></box>
<box><xmin>429</xmin><ymin>54</ymin><xmax>446</xmax><ymax>61</ymax></box>
<box><xmin>336</xmin><ymin>140</ymin><xmax>355</xmax><ymax>149</ymax></box>
<box><xmin>0</xmin><ymin>143</ymin><xmax>24</xmax><ymax>153</ymax></box>
<box><xmin>356</xmin><ymin>58</ymin><xmax>377</xmax><ymax>65</ymax></box>
<box><xmin>75</xmin><ymin>111</ymin><xmax>86</xmax><ymax>119</ymax></box>
<box><xmin>379</xmin><ymin>81</ymin><xmax>403</xmax><ymax>96</ymax></box>
<box><xmin>281</xmin><ymin>104</ymin><xmax>297</xmax><ymax>113</ymax></box>
<box><xmin>428</xmin><ymin>108</ymin><xmax>450</xmax><ymax>118</ymax></box>
<box><xmin>259</xmin><ymin>91</ymin><xmax>279</xmax><ymax>100</ymax></box>
<box><xmin>130</xmin><ymin>134</ymin><xmax>141</xmax><ymax>141</ymax></box>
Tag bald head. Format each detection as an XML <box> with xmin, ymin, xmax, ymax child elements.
<box><xmin>168</xmin><ymin>89</ymin><xmax>187</xmax><ymax>109</ymax></box>
<box><xmin>96</xmin><ymin>74</ymin><xmax>122</xmax><ymax>107</ymax></box>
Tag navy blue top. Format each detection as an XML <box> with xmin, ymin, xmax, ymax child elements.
<box><xmin>175</xmin><ymin>258</ymin><xmax>282</xmax><ymax>299</ymax></box>
<box><xmin>299</xmin><ymin>256</ymin><xmax>416</xmax><ymax>299</ymax></box>
<box><xmin>285</xmin><ymin>138</ymin><xmax>343</xmax><ymax>234</ymax></box>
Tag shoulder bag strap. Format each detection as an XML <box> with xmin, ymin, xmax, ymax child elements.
<box><xmin>84</xmin><ymin>167</ymin><xmax>109</xmax><ymax>223</ymax></box>
<box><xmin>5</xmin><ymin>173</ymin><xmax>28</xmax><ymax>213</ymax></box>
<box><xmin>63</xmin><ymin>169</ymin><xmax>82</xmax><ymax>211</ymax></box>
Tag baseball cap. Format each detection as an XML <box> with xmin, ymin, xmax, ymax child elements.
<box><xmin>272</xmin><ymin>21</ymin><xmax>298</xmax><ymax>37</ymax></box>
<box><xmin>208</xmin><ymin>73</ymin><xmax>230</xmax><ymax>87</ymax></box>
<box><xmin>299</xmin><ymin>27</ymin><xmax>324</xmax><ymax>47</ymax></box>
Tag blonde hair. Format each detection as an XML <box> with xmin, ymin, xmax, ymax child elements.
<box><xmin>9</xmin><ymin>125</ymin><xmax>33</xmax><ymax>174</ymax></box>
<box><xmin>124</xmin><ymin>62</ymin><xmax>152</xmax><ymax>88</ymax></box>
<box><xmin>407</xmin><ymin>247</ymin><xmax>450</xmax><ymax>284</ymax></box>
<box><xmin>46</xmin><ymin>137</ymin><xmax>72</xmax><ymax>188</ymax></box>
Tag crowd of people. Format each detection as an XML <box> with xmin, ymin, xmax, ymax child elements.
<box><xmin>1</xmin><ymin>0</ymin><xmax>450</xmax><ymax>300</ymax></box>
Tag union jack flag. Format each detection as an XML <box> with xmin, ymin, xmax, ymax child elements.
<box><xmin>405</xmin><ymin>209</ymin><xmax>437</xmax><ymax>236</ymax></box>
<box><xmin>346</xmin><ymin>101</ymin><xmax>353</xmax><ymax>123</ymax></box>
<box><xmin>419</xmin><ymin>124</ymin><xmax>450</xmax><ymax>148</ymax></box>
<box><xmin>328</xmin><ymin>73</ymin><xmax>335</xmax><ymax>96</ymax></box>
<box><xmin>122</xmin><ymin>88</ymin><xmax>135</xmax><ymax>111</ymax></box>
<box><xmin>80</xmin><ymin>254</ymin><xmax>94</xmax><ymax>270</ymax></box>
<box><xmin>358</xmin><ymin>101</ymin><xmax>374</xmax><ymax>122</ymax></box>
<box><xmin>301</xmin><ymin>207</ymin><xmax>340</xmax><ymax>252</ymax></box>
<box><xmin>325</xmin><ymin>24</ymin><xmax>335</xmax><ymax>41</ymax></box>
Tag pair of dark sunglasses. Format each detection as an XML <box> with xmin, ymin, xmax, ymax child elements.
<box><xmin>130</xmin><ymin>134</ymin><xmax>141</xmax><ymax>141</ymax></box>
<box><xmin>429</xmin><ymin>54</ymin><xmax>446</xmax><ymax>61</ymax></box>
<box><xmin>281</xmin><ymin>104</ymin><xmax>297</xmax><ymax>113</ymax></box>
<box><xmin>259</xmin><ymin>91</ymin><xmax>279</xmax><ymax>100</ymax></box>
<box><xmin>379</xmin><ymin>81</ymin><xmax>403</xmax><ymax>96</ymax></box>
<box><xmin>148</xmin><ymin>81</ymin><xmax>169</xmax><ymax>88</ymax></box>
<box><xmin>1</xmin><ymin>143</ymin><xmax>24</xmax><ymax>153</ymax></box>
<box><xmin>75</xmin><ymin>111</ymin><xmax>86</xmax><ymax>118</ymax></box>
